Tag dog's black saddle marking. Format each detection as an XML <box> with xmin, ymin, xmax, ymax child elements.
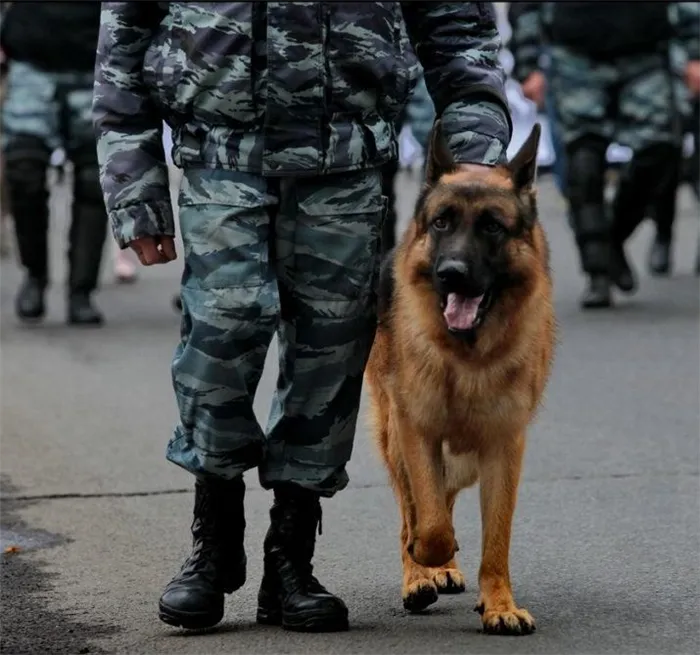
<box><xmin>377</xmin><ymin>246</ymin><xmax>396</xmax><ymax>324</ymax></box>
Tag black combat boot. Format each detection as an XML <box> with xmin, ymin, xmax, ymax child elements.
<box><xmin>580</xmin><ymin>273</ymin><xmax>612</xmax><ymax>309</ymax></box>
<box><xmin>565</xmin><ymin>139</ymin><xmax>615</xmax><ymax>309</ymax></box>
<box><xmin>67</xmin><ymin>200</ymin><xmax>106</xmax><ymax>325</ymax></box>
<box><xmin>68</xmin><ymin>293</ymin><xmax>104</xmax><ymax>325</ymax></box>
<box><xmin>159</xmin><ymin>477</ymin><xmax>247</xmax><ymax>630</ymax></box>
<box><xmin>4</xmin><ymin>136</ymin><xmax>51</xmax><ymax>322</ymax></box>
<box><xmin>66</xmin><ymin>149</ymin><xmax>109</xmax><ymax>326</ymax></box>
<box><xmin>16</xmin><ymin>275</ymin><xmax>48</xmax><ymax>321</ymax></box>
<box><xmin>256</xmin><ymin>485</ymin><xmax>349</xmax><ymax>632</ymax></box>
<box><xmin>576</xmin><ymin>218</ymin><xmax>614</xmax><ymax>309</ymax></box>
<box><xmin>648</xmin><ymin>235</ymin><xmax>672</xmax><ymax>276</ymax></box>
<box><xmin>609</xmin><ymin>242</ymin><xmax>636</xmax><ymax>294</ymax></box>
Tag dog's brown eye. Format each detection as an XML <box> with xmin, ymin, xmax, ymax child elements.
<box><xmin>482</xmin><ymin>219</ymin><xmax>505</xmax><ymax>235</ymax></box>
<box><xmin>433</xmin><ymin>216</ymin><xmax>450</xmax><ymax>231</ymax></box>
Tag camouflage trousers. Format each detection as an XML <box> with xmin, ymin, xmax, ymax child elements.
<box><xmin>548</xmin><ymin>47</ymin><xmax>682</xmax><ymax>150</ymax></box>
<box><xmin>0</xmin><ymin>61</ymin><xmax>96</xmax><ymax>151</ymax></box>
<box><xmin>167</xmin><ymin>168</ymin><xmax>385</xmax><ymax>497</ymax></box>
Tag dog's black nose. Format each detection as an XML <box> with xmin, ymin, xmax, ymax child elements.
<box><xmin>436</xmin><ymin>259</ymin><xmax>469</xmax><ymax>285</ymax></box>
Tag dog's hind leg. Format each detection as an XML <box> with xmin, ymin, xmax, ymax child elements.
<box><xmin>430</xmin><ymin>491</ymin><xmax>466</xmax><ymax>594</ymax></box>
<box><xmin>475</xmin><ymin>433</ymin><xmax>535</xmax><ymax>636</ymax></box>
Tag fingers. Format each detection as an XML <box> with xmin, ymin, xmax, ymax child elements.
<box><xmin>130</xmin><ymin>236</ymin><xmax>177</xmax><ymax>266</ymax></box>
<box><xmin>159</xmin><ymin>236</ymin><xmax>178</xmax><ymax>262</ymax></box>
<box><xmin>131</xmin><ymin>238</ymin><xmax>161</xmax><ymax>266</ymax></box>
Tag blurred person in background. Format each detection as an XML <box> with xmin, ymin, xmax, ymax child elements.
<box><xmin>94</xmin><ymin>2</ymin><xmax>511</xmax><ymax>633</ymax></box>
<box><xmin>381</xmin><ymin>73</ymin><xmax>435</xmax><ymax>255</ymax></box>
<box><xmin>688</xmin><ymin>97</ymin><xmax>700</xmax><ymax>275</ymax></box>
<box><xmin>0</xmin><ymin>38</ymin><xmax>10</xmax><ymax>259</ymax></box>
<box><xmin>509</xmin><ymin>2</ymin><xmax>699</xmax><ymax>309</ymax></box>
<box><xmin>507</xmin><ymin>2</ymin><xmax>568</xmax><ymax>200</ymax></box>
<box><xmin>113</xmin><ymin>240</ymin><xmax>139</xmax><ymax>284</ymax></box>
<box><xmin>0</xmin><ymin>1</ymin><xmax>107</xmax><ymax>325</ymax></box>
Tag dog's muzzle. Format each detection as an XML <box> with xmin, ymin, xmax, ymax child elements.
<box><xmin>435</xmin><ymin>260</ymin><xmax>493</xmax><ymax>335</ymax></box>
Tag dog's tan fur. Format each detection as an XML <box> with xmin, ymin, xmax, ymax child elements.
<box><xmin>365</xmin><ymin>123</ymin><xmax>555</xmax><ymax>635</ymax></box>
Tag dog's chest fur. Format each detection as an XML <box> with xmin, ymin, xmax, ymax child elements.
<box><xmin>399</xmin><ymin>345</ymin><xmax>533</xmax><ymax>447</ymax></box>
<box><xmin>442</xmin><ymin>442</ymin><xmax>479</xmax><ymax>492</ymax></box>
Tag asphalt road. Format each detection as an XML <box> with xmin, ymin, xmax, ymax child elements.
<box><xmin>1</xmin><ymin>170</ymin><xmax>699</xmax><ymax>655</ymax></box>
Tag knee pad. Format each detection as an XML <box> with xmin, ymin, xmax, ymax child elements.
<box><xmin>3</xmin><ymin>135</ymin><xmax>50</xmax><ymax>198</ymax></box>
<box><xmin>565</xmin><ymin>137</ymin><xmax>608</xmax><ymax>208</ymax></box>
<box><xmin>68</xmin><ymin>145</ymin><xmax>104</xmax><ymax>205</ymax></box>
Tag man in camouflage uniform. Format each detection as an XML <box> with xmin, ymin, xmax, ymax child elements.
<box><xmin>509</xmin><ymin>2</ymin><xmax>699</xmax><ymax>308</ymax></box>
<box><xmin>94</xmin><ymin>2</ymin><xmax>511</xmax><ymax>633</ymax></box>
<box><xmin>1</xmin><ymin>1</ymin><xmax>107</xmax><ymax>324</ymax></box>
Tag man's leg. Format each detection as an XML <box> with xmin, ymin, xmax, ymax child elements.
<box><xmin>160</xmin><ymin>169</ymin><xmax>279</xmax><ymax>630</ymax></box>
<box><xmin>611</xmin><ymin>54</ymin><xmax>682</xmax><ymax>287</ymax></box>
<box><xmin>549</xmin><ymin>46</ymin><xmax>615</xmax><ymax>309</ymax></box>
<box><xmin>256</xmin><ymin>169</ymin><xmax>384</xmax><ymax>632</ymax></box>
<box><xmin>689</xmin><ymin>100</ymin><xmax>700</xmax><ymax>275</ymax></box>
<box><xmin>1</xmin><ymin>61</ymin><xmax>57</xmax><ymax>321</ymax></box>
<box><xmin>63</xmin><ymin>78</ymin><xmax>110</xmax><ymax>324</ymax></box>
<box><xmin>647</xmin><ymin>144</ymin><xmax>681</xmax><ymax>276</ymax></box>
<box><xmin>544</xmin><ymin>83</ymin><xmax>568</xmax><ymax>199</ymax></box>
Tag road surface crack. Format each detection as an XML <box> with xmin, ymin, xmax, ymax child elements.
<box><xmin>1</xmin><ymin>470</ymin><xmax>697</xmax><ymax>502</ymax></box>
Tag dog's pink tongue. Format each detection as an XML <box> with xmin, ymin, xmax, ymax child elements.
<box><xmin>443</xmin><ymin>292</ymin><xmax>483</xmax><ymax>331</ymax></box>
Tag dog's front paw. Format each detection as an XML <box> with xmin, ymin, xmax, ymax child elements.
<box><xmin>402</xmin><ymin>578</ymin><xmax>439</xmax><ymax>613</ymax></box>
<box><xmin>475</xmin><ymin>602</ymin><xmax>536</xmax><ymax>636</ymax></box>
<box><xmin>432</xmin><ymin>566</ymin><xmax>466</xmax><ymax>594</ymax></box>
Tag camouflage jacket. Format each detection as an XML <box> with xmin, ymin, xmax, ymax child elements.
<box><xmin>508</xmin><ymin>2</ymin><xmax>700</xmax><ymax>84</ymax></box>
<box><xmin>93</xmin><ymin>2</ymin><xmax>512</xmax><ymax>248</ymax></box>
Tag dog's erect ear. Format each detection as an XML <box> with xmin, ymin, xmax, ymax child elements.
<box><xmin>425</xmin><ymin>119</ymin><xmax>456</xmax><ymax>186</ymax></box>
<box><xmin>507</xmin><ymin>123</ymin><xmax>541</xmax><ymax>192</ymax></box>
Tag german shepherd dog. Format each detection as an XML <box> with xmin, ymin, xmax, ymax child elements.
<box><xmin>365</xmin><ymin>121</ymin><xmax>555</xmax><ymax>635</ymax></box>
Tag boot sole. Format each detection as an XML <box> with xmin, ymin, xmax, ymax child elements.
<box><xmin>581</xmin><ymin>299</ymin><xmax>612</xmax><ymax>309</ymax></box>
<box><xmin>257</xmin><ymin>606</ymin><xmax>349</xmax><ymax>633</ymax></box>
<box><xmin>649</xmin><ymin>264</ymin><xmax>671</xmax><ymax>277</ymax></box>
<box><xmin>158</xmin><ymin>600</ymin><xmax>224</xmax><ymax>630</ymax></box>
<box><xmin>613</xmin><ymin>281</ymin><xmax>637</xmax><ymax>294</ymax></box>
<box><xmin>17</xmin><ymin>314</ymin><xmax>45</xmax><ymax>323</ymax></box>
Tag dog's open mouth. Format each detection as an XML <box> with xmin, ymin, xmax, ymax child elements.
<box><xmin>441</xmin><ymin>290</ymin><xmax>492</xmax><ymax>334</ymax></box>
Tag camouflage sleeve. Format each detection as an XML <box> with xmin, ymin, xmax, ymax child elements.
<box><xmin>670</xmin><ymin>2</ymin><xmax>700</xmax><ymax>61</ymax></box>
<box><xmin>507</xmin><ymin>2</ymin><xmax>544</xmax><ymax>84</ymax></box>
<box><xmin>92</xmin><ymin>2</ymin><xmax>174</xmax><ymax>249</ymax></box>
<box><xmin>401</xmin><ymin>2</ymin><xmax>513</xmax><ymax>166</ymax></box>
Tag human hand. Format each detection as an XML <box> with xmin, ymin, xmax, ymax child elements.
<box><xmin>521</xmin><ymin>71</ymin><xmax>547</xmax><ymax>109</ymax></box>
<box><xmin>685</xmin><ymin>60</ymin><xmax>700</xmax><ymax>96</ymax></box>
<box><xmin>129</xmin><ymin>236</ymin><xmax>177</xmax><ymax>266</ymax></box>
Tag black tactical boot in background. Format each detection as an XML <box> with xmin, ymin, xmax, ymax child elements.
<box><xmin>648</xmin><ymin>235</ymin><xmax>672</xmax><ymax>276</ymax></box>
<box><xmin>16</xmin><ymin>275</ymin><xmax>47</xmax><ymax>321</ymax></box>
